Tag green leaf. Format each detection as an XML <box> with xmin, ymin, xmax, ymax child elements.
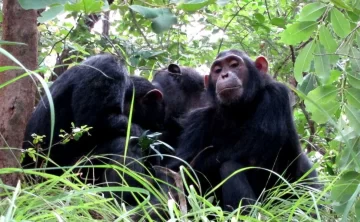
<box><xmin>65</xmin><ymin>0</ymin><xmax>103</xmax><ymax>13</ymax></box>
<box><xmin>151</xmin><ymin>14</ymin><xmax>177</xmax><ymax>33</ymax></box>
<box><xmin>18</xmin><ymin>0</ymin><xmax>67</xmax><ymax>10</ymax></box>
<box><xmin>345</xmin><ymin>88</ymin><xmax>360</xmax><ymax>109</ymax></box>
<box><xmin>331</xmin><ymin>8</ymin><xmax>351</xmax><ymax>38</ymax></box>
<box><xmin>319</xmin><ymin>25</ymin><xmax>338</xmax><ymax>63</ymax></box>
<box><xmin>304</xmin><ymin>85</ymin><xmax>339</xmax><ymax>124</ymax></box>
<box><xmin>350</xmin><ymin>48</ymin><xmax>360</xmax><ymax>72</ymax></box>
<box><xmin>348</xmin><ymin>74</ymin><xmax>360</xmax><ymax>89</ymax></box>
<box><xmin>38</xmin><ymin>5</ymin><xmax>64</xmax><ymax>23</ymax></box>
<box><xmin>254</xmin><ymin>13</ymin><xmax>265</xmax><ymax>23</ymax></box>
<box><xmin>325</xmin><ymin>70</ymin><xmax>342</xmax><ymax>84</ymax></box>
<box><xmin>294</xmin><ymin>41</ymin><xmax>316</xmax><ymax>83</ymax></box>
<box><xmin>298</xmin><ymin>73</ymin><xmax>319</xmax><ymax>95</ymax></box>
<box><xmin>216</xmin><ymin>0</ymin><xmax>230</xmax><ymax>6</ymax></box>
<box><xmin>314</xmin><ymin>42</ymin><xmax>331</xmax><ymax>84</ymax></box>
<box><xmin>280</xmin><ymin>21</ymin><xmax>317</xmax><ymax>45</ymax></box>
<box><xmin>330</xmin><ymin>0</ymin><xmax>353</xmax><ymax>11</ymax></box>
<box><xmin>130</xmin><ymin>5</ymin><xmax>162</xmax><ymax>19</ymax></box>
<box><xmin>345</xmin><ymin>105</ymin><xmax>360</xmax><ymax>132</ymax></box>
<box><xmin>356</xmin><ymin>200</ymin><xmax>360</xmax><ymax>220</ymax></box>
<box><xmin>178</xmin><ymin>0</ymin><xmax>215</xmax><ymax>12</ymax></box>
<box><xmin>331</xmin><ymin>171</ymin><xmax>360</xmax><ymax>202</ymax></box>
<box><xmin>270</xmin><ymin>17</ymin><xmax>286</xmax><ymax>28</ymax></box>
<box><xmin>298</xmin><ymin>2</ymin><xmax>327</xmax><ymax>21</ymax></box>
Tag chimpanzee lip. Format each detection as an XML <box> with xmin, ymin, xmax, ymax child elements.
<box><xmin>217</xmin><ymin>85</ymin><xmax>242</xmax><ymax>94</ymax></box>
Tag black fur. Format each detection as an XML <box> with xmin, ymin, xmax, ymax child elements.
<box><xmin>170</xmin><ymin>49</ymin><xmax>320</xmax><ymax>212</ymax></box>
<box><xmin>22</xmin><ymin>54</ymin><xmax>165</xmax><ymax>181</ymax></box>
<box><xmin>152</xmin><ymin>64</ymin><xmax>208</xmax><ymax>147</ymax></box>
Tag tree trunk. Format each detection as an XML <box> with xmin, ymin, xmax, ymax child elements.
<box><xmin>0</xmin><ymin>0</ymin><xmax>38</xmax><ymax>186</ymax></box>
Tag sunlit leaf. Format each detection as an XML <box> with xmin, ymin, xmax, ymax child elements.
<box><xmin>254</xmin><ymin>13</ymin><xmax>265</xmax><ymax>23</ymax></box>
<box><xmin>38</xmin><ymin>5</ymin><xmax>64</xmax><ymax>23</ymax></box>
<box><xmin>298</xmin><ymin>2</ymin><xmax>327</xmax><ymax>21</ymax></box>
<box><xmin>325</xmin><ymin>70</ymin><xmax>342</xmax><ymax>84</ymax></box>
<box><xmin>330</xmin><ymin>171</ymin><xmax>360</xmax><ymax>202</ymax></box>
<box><xmin>319</xmin><ymin>25</ymin><xmax>338</xmax><ymax>63</ymax></box>
<box><xmin>280</xmin><ymin>21</ymin><xmax>317</xmax><ymax>45</ymax></box>
<box><xmin>270</xmin><ymin>17</ymin><xmax>286</xmax><ymax>28</ymax></box>
<box><xmin>314</xmin><ymin>42</ymin><xmax>330</xmax><ymax>84</ymax></box>
<box><xmin>151</xmin><ymin>14</ymin><xmax>177</xmax><ymax>33</ymax></box>
<box><xmin>348</xmin><ymin>74</ymin><xmax>360</xmax><ymax>89</ymax></box>
<box><xmin>345</xmin><ymin>105</ymin><xmax>360</xmax><ymax>132</ymax></box>
<box><xmin>18</xmin><ymin>0</ymin><xmax>67</xmax><ymax>10</ymax></box>
<box><xmin>304</xmin><ymin>85</ymin><xmax>339</xmax><ymax>124</ymax></box>
<box><xmin>178</xmin><ymin>0</ymin><xmax>215</xmax><ymax>12</ymax></box>
<box><xmin>65</xmin><ymin>0</ymin><xmax>103</xmax><ymax>13</ymax></box>
<box><xmin>330</xmin><ymin>0</ymin><xmax>353</xmax><ymax>11</ymax></box>
<box><xmin>331</xmin><ymin>8</ymin><xmax>351</xmax><ymax>38</ymax></box>
<box><xmin>294</xmin><ymin>41</ymin><xmax>316</xmax><ymax>83</ymax></box>
<box><xmin>345</xmin><ymin>88</ymin><xmax>360</xmax><ymax>109</ymax></box>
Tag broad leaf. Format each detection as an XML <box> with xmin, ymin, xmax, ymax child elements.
<box><xmin>65</xmin><ymin>0</ymin><xmax>103</xmax><ymax>13</ymax></box>
<box><xmin>330</xmin><ymin>171</ymin><xmax>360</xmax><ymax>202</ymax></box>
<box><xmin>319</xmin><ymin>25</ymin><xmax>338</xmax><ymax>63</ymax></box>
<box><xmin>270</xmin><ymin>18</ymin><xmax>286</xmax><ymax>28</ymax></box>
<box><xmin>330</xmin><ymin>0</ymin><xmax>353</xmax><ymax>11</ymax></box>
<box><xmin>38</xmin><ymin>5</ymin><xmax>64</xmax><ymax>23</ymax></box>
<box><xmin>298</xmin><ymin>73</ymin><xmax>319</xmax><ymax>95</ymax></box>
<box><xmin>326</xmin><ymin>70</ymin><xmax>342</xmax><ymax>84</ymax></box>
<box><xmin>314</xmin><ymin>42</ymin><xmax>330</xmax><ymax>84</ymax></box>
<box><xmin>298</xmin><ymin>2</ymin><xmax>327</xmax><ymax>21</ymax></box>
<box><xmin>331</xmin><ymin>8</ymin><xmax>351</xmax><ymax>38</ymax></box>
<box><xmin>345</xmin><ymin>105</ymin><xmax>360</xmax><ymax>132</ymax></box>
<box><xmin>280</xmin><ymin>21</ymin><xmax>317</xmax><ymax>45</ymax></box>
<box><xmin>178</xmin><ymin>0</ymin><xmax>215</xmax><ymax>12</ymax></box>
<box><xmin>254</xmin><ymin>13</ymin><xmax>265</xmax><ymax>23</ymax></box>
<box><xmin>345</xmin><ymin>88</ymin><xmax>360</xmax><ymax>109</ymax></box>
<box><xmin>294</xmin><ymin>41</ymin><xmax>315</xmax><ymax>83</ymax></box>
<box><xmin>350</xmin><ymin>48</ymin><xmax>360</xmax><ymax>72</ymax></box>
<box><xmin>348</xmin><ymin>74</ymin><xmax>360</xmax><ymax>89</ymax></box>
<box><xmin>130</xmin><ymin>5</ymin><xmax>164</xmax><ymax>19</ymax></box>
<box><xmin>19</xmin><ymin>0</ymin><xmax>67</xmax><ymax>10</ymax></box>
<box><xmin>151</xmin><ymin>14</ymin><xmax>177</xmax><ymax>34</ymax></box>
<box><xmin>304</xmin><ymin>85</ymin><xmax>339</xmax><ymax>124</ymax></box>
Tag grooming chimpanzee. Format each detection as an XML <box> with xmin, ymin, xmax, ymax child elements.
<box><xmin>170</xmin><ymin>49</ymin><xmax>319</xmax><ymax>212</ymax></box>
<box><xmin>22</xmin><ymin>54</ymin><xmax>164</xmax><ymax>181</ymax></box>
<box><xmin>152</xmin><ymin>64</ymin><xmax>209</xmax><ymax>147</ymax></box>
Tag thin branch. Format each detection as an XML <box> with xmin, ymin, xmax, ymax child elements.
<box><xmin>217</xmin><ymin>2</ymin><xmax>251</xmax><ymax>54</ymax></box>
<box><xmin>129</xmin><ymin>9</ymin><xmax>153</xmax><ymax>50</ymax></box>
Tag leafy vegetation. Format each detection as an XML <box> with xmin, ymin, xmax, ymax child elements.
<box><xmin>1</xmin><ymin>0</ymin><xmax>360</xmax><ymax>220</ymax></box>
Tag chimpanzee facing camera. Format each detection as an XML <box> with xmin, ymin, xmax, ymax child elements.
<box><xmin>170</xmin><ymin>49</ymin><xmax>320</xmax><ymax>213</ymax></box>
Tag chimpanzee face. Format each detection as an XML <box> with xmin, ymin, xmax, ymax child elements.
<box><xmin>210</xmin><ymin>54</ymin><xmax>249</xmax><ymax>105</ymax></box>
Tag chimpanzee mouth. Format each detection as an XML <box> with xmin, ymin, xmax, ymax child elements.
<box><xmin>217</xmin><ymin>85</ymin><xmax>242</xmax><ymax>94</ymax></box>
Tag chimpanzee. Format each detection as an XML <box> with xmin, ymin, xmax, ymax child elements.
<box><xmin>22</xmin><ymin>54</ymin><xmax>165</xmax><ymax>180</ymax></box>
<box><xmin>152</xmin><ymin>64</ymin><xmax>209</xmax><ymax>147</ymax></box>
<box><xmin>170</xmin><ymin>49</ymin><xmax>320</xmax><ymax>212</ymax></box>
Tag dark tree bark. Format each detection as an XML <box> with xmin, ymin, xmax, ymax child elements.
<box><xmin>0</xmin><ymin>0</ymin><xmax>38</xmax><ymax>186</ymax></box>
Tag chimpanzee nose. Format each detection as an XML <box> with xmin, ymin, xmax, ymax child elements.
<box><xmin>221</xmin><ymin>72</ymin><xmax>229</xmax><ymax>79</ymax></box>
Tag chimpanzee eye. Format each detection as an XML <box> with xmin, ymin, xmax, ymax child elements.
<box><xmin>214</xmin><ymin>66</ymin><xmax>222</xmax><ymax>74</ymax></box>
<box><xmin>230</xmin><ymin>60</ymin><xmax>239</xmax><ymax>68</ymax></box>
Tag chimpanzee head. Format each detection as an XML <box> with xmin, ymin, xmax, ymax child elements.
<box><xmin>205</xmin><ymin>49</ymin><xmax>269</xmax><ymax>106</ymax></box>
<box><xmin>152</xmin><ymin>64</ymin><xmax>205</xmax><ymax>119</ymax></box>
<box><xmin>125</xmin><ymin>76</ymin><xmax>165</xmax><ymax>131</ymax></box>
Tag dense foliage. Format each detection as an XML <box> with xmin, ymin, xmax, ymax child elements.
<box><xmin>1</xmin><ymin>0</ymin><xmax>360</xmax><ymax>220</ymax></box>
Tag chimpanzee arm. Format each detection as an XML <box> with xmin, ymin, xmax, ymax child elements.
<box><xmin>168</xmin><ymin>107</ymin><xmax>215</xmax><ymax>170</ymax></box>
<box><xmin>228</xmin><ymin>83</ymin><xmax>296</xmax><ymax>162</ymax></box>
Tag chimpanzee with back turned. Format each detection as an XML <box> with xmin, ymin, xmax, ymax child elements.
<box><xmin>152</xmin><ymin>64</ymin><xmax>209</xmax><ymax>148</ymax></box>
<box><xmin>170</xmin><ymin>49</ymin><xmax>320</xmax><ymax>212</ymax></box>
<box><xmin>22</xmin><ymin>54</ymin><xmax>165</xmax><ymax>182</ymax></box>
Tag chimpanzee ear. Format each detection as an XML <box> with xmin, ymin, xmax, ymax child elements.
<box><xmin>204</xmin><ymin>74</ymin><xmax>209</xmax><ymax>89</ymax></box>
<box><xmin>143</xmin><ymin>89</ymin><xmax>163</xmax><ymax>103</ymax></box>
<box><xmin>168</xmin><ymin>64</ymin><xmax>181</xmax><ymax>74</ymax></box>
<box><xmin>255</xmin><ymin>56</ymin><xmax>268</xmax><ymax>74</ymax></box>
